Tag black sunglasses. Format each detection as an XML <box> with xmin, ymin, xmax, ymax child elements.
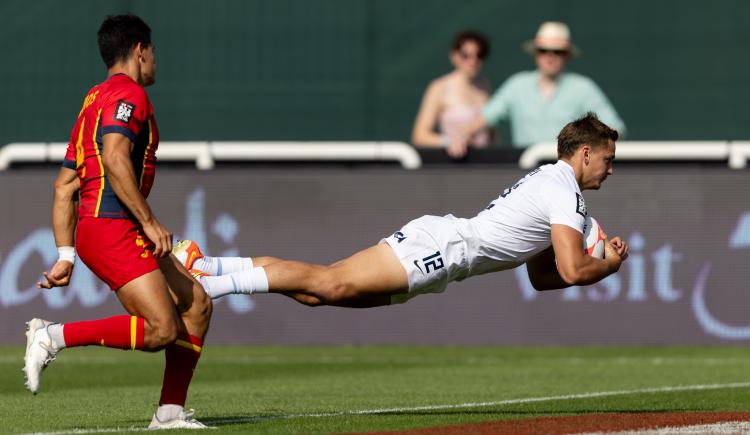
<box><xmin>459</xmin><ymin>50</ymin><xmax>486</xmax><ymax>61</ymax></box>
<box><xmin>535</xmin><ymin>48</ymin><xmax>568</xmax><ymax>56</ymax></box>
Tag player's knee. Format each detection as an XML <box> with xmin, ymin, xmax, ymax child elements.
<box><xmin>329</xmin><ymin>283</ymin><xmax>355</xmax><ymax>303</ymax></box>
<box><xmin>197</xmin><ymin>291</ymin><xmax>213</xmax><ymax>323</ymax></box>
<box><xmin>160</xmin><ymin>322</ymin><xmax>179</xmax><ymax>347</ymax></box>
<box><xmin>146</xmin><ymin>317</ymin><xmax>179</xmax><ymax>349</ymax></box>
<box><xmin>318</xmin><ymin>271</ymin><xmax>356</xmax><ymax>303</ymax></box>
<box><xmin>254</xmin><ymin>256</ymin><xmax>281</xmax><ymax>267</ymax></box>
<box><xmin>187</xmin><ymin>288</ymin><xmax>213</xmax><ymax>326</ymax></box>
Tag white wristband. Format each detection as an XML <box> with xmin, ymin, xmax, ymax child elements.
<box><xmin>58</xmin><ymin>246</ymin><xmax>76</xmax><ymax>264</ymax></box>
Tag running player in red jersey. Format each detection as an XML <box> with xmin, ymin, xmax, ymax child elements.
<box><xmin>24</xmin><ymin>15</ymin><xmax>212</xmax><ymax>430</ymax></box>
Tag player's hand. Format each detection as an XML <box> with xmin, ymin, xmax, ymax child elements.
<box><xmin>37</xmin><ymin>260</ymin><xmax>74</xmax><ymax>289</ymax></box>
<box><xmin>142</xmin><ymin>219</ymin><xmax>173</xmax><ymax>258</ymax></box>
<box><xmin>608</xmin><ymin>236</ymin><xmax>629</xmax><ymax>261</ymax></box>
<box><xmin>602</xmin><ymin>237</ymin><xmax>625</xmax><ymax>274</ymax></box>
<box><xmin>599</xmin><ymin>230</ymin><xmax>621</xmax><ymax>269</ymax></box>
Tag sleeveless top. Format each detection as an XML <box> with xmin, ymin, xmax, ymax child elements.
<box><xmin>439</xmin><ymin>105</ymin><xmax>490</xmax><ymax>148</ymax></box>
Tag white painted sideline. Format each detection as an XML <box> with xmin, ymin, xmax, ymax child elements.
<box><xmin>18</xmin><ymin>381</ymin><xmax>750</xmax><ymax>435</ymax></box>
<box><xmin>579</xmin><ymin>421</ymin><xmax>750</xmax><ymax>435</ymax></box>
<box><xmin>519</xmin><ymin>141</ymin><xmax>750</xmax><ymax>169</ymax></box>
<box><xmin>0</xmin><ymin>141</ymin><xmax>422</xmax><ymax>170</ymax></box>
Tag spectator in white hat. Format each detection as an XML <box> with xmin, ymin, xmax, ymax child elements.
<box><xmin>453</xmin><ymin>21</ymin><xmax>625</xmax><ymax>154</ymax></box>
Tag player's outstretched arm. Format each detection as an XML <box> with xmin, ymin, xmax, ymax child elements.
<box><xmin>38</xmin><ymin>167</ymin><xmax>79</xmax><ymax>289</ymax></box>
<box><xmin>550</xmin><ymin>224</ymin><xmax>623</xmax><ymax>287</ymax></box>
<box><xmin>102</xmin><ymin>132</ymin><xmax>173</xmax><ymax>257</ymax></box>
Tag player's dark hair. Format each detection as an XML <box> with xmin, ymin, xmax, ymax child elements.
<box><xmin>97</xmin><ymin>14</ymin><xmax>152</xmax><ymax>69</ymax></box>
<box><xmin>557</xmin><ymin>112</ymin><xmax>618</xmax><ymax>158</ymax></box>
<box><xmin>451</xmin><ymin>30</ymin><xmax>490</xmax><ymax>60</ymax></box>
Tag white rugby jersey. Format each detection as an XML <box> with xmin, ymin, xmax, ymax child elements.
<box><xmin>453</xmin><ymin>160</ymin><xmax>586</xmax><ymax>278</ymax></box>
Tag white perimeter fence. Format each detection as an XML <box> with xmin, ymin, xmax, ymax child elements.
<box><xmin>1</xmin><ymin>141</ymin><xmax>749</xmax><ymax>170</ymax></box>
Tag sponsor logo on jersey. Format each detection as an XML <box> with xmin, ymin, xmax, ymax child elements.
<box><xmin>114</xmin><ymin>100</ymin><xmax>136</xmax><ymax>123</ymax></box>
<box><xmin>575</xmin><ymin>193</ymin><xmax>587</xmax><ymax>217</ymax></box>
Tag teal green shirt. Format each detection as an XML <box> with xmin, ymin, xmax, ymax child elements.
<box><xmin>482</xmin><ymin>71</ymin><xmax>626</xmax><ymax>148</ymax></box>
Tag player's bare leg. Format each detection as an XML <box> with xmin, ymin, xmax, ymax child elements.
<box><xmin>157</xmin><ymin>255</ymin><xmax>212</xmax><ymax>338</ymax></box>
<box><xmin>145</xmin><ymin>255</ymin><xmax>212</xmax><ymax>429</ymax></box>
<box><xmin>23</xmin><ymin>268</ymin><xmax>180</xmax><ymax>392</ymax></box>
<box><xmin>269</xmin><ymin>243</ymin><xmax>408</xmax><ymax>307</ymax></box>
<box><xmin>251</xmin><ymin>256</ymin><xmax>282</xmax><ymax>267</ymax></box>
<box><xmin>199</xmin><ymin>243</ymin><xmax>409</xmax><ymax>308</ymax></box>
<box><xmin>26</xmin><ymin>258</ymin><xmax>211</xmax><ymax>423</ymax></box>
<box><xmin>100</xmin><ymin>259</ymin><xmax>211</xmax><ymax>428</ymax></box>
<box><xmin>115</xmin><ymin>269</ymin><xmax>181</xmax><ymax>349</ymax></box>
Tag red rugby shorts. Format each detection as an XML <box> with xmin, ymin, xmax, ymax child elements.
<box><xmin>76</xmin><ymin>216</ymin><xmax>159</xmax><ymax>290</ymax></box>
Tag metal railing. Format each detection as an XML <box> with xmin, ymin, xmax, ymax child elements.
<box><xmin>2</xmin><ymin>140</ymin><xmax>749</xmax><ymax>170</ymax></box>
<box><xmin>0</xmin><ymin>141</ymin><xmax>422</xmax><ymax>170</ymax></box>
<box><xmin>519</xmin><ymin>141</ymin><xmax>750</xmax><ymax>169</ymax></box>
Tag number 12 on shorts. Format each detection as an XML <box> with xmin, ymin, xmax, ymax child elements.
<box><xmin>414</xmin><ymin>251</ymin><xmax>444</xmax><ymax>274</ymax></box>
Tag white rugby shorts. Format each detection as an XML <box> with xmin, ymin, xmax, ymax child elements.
<box><xmin>382</xmin><ymin>214</ymin><xmax>469</xmax><ymax>304</ymax></box>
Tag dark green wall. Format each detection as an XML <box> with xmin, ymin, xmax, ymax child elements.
<box><xmin>2</xmin><ymin>0</ymin><xmax>749</xmax><ymax>146</ymax></box>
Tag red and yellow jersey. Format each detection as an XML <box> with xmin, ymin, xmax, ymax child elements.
<box><xmin>63</xmin><ymin>73</ymin><xmax>159</xmax><ymax>219</ymax></box>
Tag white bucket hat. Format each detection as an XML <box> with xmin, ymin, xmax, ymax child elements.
<box><xmin>523</xmin><ymin>21</ymin><xmax>580</xmax><ymax>56</ymax></box>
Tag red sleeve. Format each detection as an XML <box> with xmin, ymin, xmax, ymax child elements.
<box><xmin>99</xmin><ymin>83</ymin><xmax>149</xmax><ymax>144</ymax></box>
<box><xmin>63</xmin><ymin>115</ymin><xmax>83</xmax><ymax>170</ymax></box>
<box><xmin>62</xmin><ymin>141</ymin><xmax>76</xmax><ymax>170</ymax></box>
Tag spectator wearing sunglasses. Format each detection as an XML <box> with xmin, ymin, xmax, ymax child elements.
<box><xmin>459</xmin><ymin>21</ymin><xmax>625</xmax><ymax>150</ymax></box>
<box><xmin>411</xmin><ymin>30</ymin><xmax>494</xmax><ymax>159</ymax></box>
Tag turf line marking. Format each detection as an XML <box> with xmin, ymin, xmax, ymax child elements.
<box><xmin>578</xmin><ymin>421</ymin><xmax>750</xmax><ymax>435</ymax></box>
<box><xmin>19</xmin><ymin>381</ymin><xmax>750</xmax><ymax>435</ymax></box>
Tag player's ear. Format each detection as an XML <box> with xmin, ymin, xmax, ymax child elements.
<box><xmin>582</xmin><ymin>144</ymin><xmax>591</xmax><ymax>165</ymax></box>
<box><xmin>133</xmin><ymin>42</ymin><xmax>144</xmax><ymax>61</ymax></box>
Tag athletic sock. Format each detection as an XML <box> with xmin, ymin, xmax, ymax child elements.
<box><xmin>159</xmin><ymin>333</ymin><xmax>203</xmax><ymax>407</ymax></box>
<box><xmin>199</xmin><ymin>266</ymin><xmax>269</xmax><ymax>299</ymax></box>
<box><xmin>62</xmin><ymin>315</ymin><xmax>145</xmax><ymax>350</ymax></box>
<box><xmin>155</xmin><ymin>404</ymin><xmax>183</xmax><ymax>422</ymax></box>
<box><xmin>192</xmin><ymin>256</ymin><xmax>254</xmax><ymax>275</ymax></box>
<box><xmin>47</xmin><ymin>323</ymin><xmax>66</xmax><ymax>350</ymax></box>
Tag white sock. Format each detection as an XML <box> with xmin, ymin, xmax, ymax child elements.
<box><xmin>48</xmin><ymin>324</ymin><xmax>66</xmax><ymax>350</ymax></box>
<box><xmin>192</xmin><ymin>256</ymin><xmax>254</xmax><ymax>275</ymax></box>
<box><xmin>156</xmin><ymin>404</ymin><xmax>183</xmax><ymax>421</ymax></box>
<box><xmin>199</xmin><ymin>267</ymin><xmax>268</xmax><ymax>299</ymax></box>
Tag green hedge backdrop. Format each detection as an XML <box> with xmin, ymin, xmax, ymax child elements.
<box><xmin>2</xmin><ymin>0</ymin><xmax>748</xmax><ymax>145</ymax></box>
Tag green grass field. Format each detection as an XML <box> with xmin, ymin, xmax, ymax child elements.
<box><xmin>2</xmin><ymin>345</ymin><xmax>750</xmax><ymax>434</ymax></box>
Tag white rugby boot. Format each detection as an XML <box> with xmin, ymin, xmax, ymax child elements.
<box><xmin>172</xmin><ymin>240</ymin><xmax>204</xmax><ymax>270</ymax></box>
<box><xmin>23</xmin><ymin>318</ymin><xmax>59</xmax><ymax>394</ymax></box>
<box><xmin>148</xmin><ymin>409</ymin><xmax>211</xmax><ymax>430</ymax></box>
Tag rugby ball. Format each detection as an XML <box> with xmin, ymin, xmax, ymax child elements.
<box><xmin>583</xmin><ymin>215</ymin><xmax>606</xmax><ymax>259</ymax></box>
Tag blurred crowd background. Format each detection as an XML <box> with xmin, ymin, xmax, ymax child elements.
<box><xmin>2</xmin><ymin>0</ymin><xmax>749</xmax><ymax>149</ymax></box>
